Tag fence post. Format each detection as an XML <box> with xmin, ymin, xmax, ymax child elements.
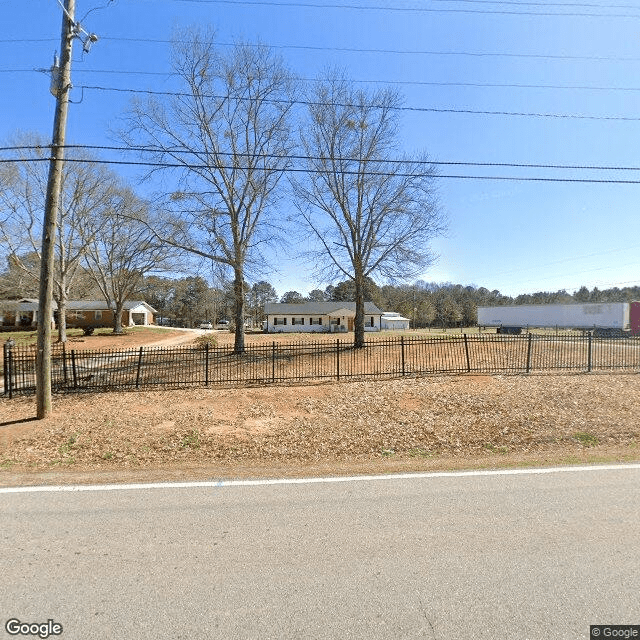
<box><xmin>3</xmin><ymin>342</ymin><xmax>8</xmax><ymax>397</ymax></box>
<box><xmin>463</xmin><ymin>334</ymin><xmax>471</xmax><ymax>373</ymax></box>
<box><xmin>526</xmin><ymin>333</ymin><xmax>533</xmax><ymax>373</ymax></box>
<box><xmin>272</xmin><ymin>342</ymin><xmax>276</xmax><ymax>382</ymax></box>
<box><xmin>71</xmin><ymin>350</ymin><xmax>78</xmax><ymax>389</ymax></box>
<box><xmin>588</xmin><ymin>333</ymin><xmax>593</xmax><ymax>372</ymax></box>
<box><xmin>205</xmin><ymin>343</ymin><xmax>209</xmax><ymax>386</ymax></box>
<box><xmin>136</xmin><ymin>346</ymin><xmax>144</xmax><ymax>389</ymax></box>
<box><xmin>62</xmin><ymin>342</ymin><xmax>68</xmax><ymax>385</ymax></box>
<box><xmin>4</xmin><ymin>342</ymin><xmax>13</xmax><ymax>399</ymax></box>
<box><xmin>336</xmin><ymin>339</ymin><xmax>340</xmax><ymax>380</ymax></box>
<box><xmin>401</xmin><ymin>336</ymin><xmax>406</xmax><ymax>376</ymax></box>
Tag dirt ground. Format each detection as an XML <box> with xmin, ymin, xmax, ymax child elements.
<box><xmin>51</xmin><ymin>326</ymin><xmax>198</xmax><ymax>350</ymax></box>
<box><xmin>2</xmin><ymin>365</ymin><xmax>639</xmax><ymax>486</ymax></box>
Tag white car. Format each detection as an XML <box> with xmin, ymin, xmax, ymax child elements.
<box><xmin>199</xmin><ymin>322</ymin><xmax>213</xmax><ymax>330</ymax></box>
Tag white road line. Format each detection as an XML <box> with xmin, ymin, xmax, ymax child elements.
<box><xmin>1</xmin><ymin>463</ymin><xmax>639</xmax><ymax>494</ymax></box>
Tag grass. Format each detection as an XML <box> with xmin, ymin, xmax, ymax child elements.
<box><xmin>179</xmin><ymin>430</ymin><xmax>201</xmax><ymax>450</ymax></box>
<box><xmin>483</xmin><ymin>443</ymin><xmax>509</xmax><ymax>454</ymax></box>
<box><xmin>58</xmin><ymin>432</ymin><xmax>79</xmax><ymax>456</ymax></box>
<box><xmin>2</xmin><ymin>325</ymin><xmax>172</xmax><ymax>348</ymax></box>
<box><xmin>573</xmin><ymin>432</ymin><xmax>599</xmax><ymax>447</ymax></box>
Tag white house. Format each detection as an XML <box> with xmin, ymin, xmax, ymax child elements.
<box><xmin>264</xmin><ymin>302</ymin><xmax>384</xmax><ymax>333</ymax></box>
<box><xmin>381</xmin><ymin>312</ymin><xmax>410</xmax><ymax>331</ymax></box>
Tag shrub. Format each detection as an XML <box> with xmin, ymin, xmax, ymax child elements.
<box><xmin>194</xmin><ymin>333</ymin><xmax>218</xmax><ymax>348</ymax></box>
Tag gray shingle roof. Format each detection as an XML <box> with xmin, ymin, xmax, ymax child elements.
<box><xmin>264</xmin><ymin>301</ymin><xmax>384</xmax><ymax>315</ymax></box>
<box><xmin>1</xmin><ymin>300</ymin><xmax>158</xmax><ymax>313</ymax></box>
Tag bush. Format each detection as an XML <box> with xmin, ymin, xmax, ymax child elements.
<box><xmin>193</xmin><ymin>334</ymin><xmax>218</xmax><ymax>348</ymax></box>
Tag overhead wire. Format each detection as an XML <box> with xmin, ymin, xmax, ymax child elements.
<box><xmin>5</xmin><ymin>37</ymin><xmax>640</xmax><ymax>63</ymax></box>
<box><xmin>1</xmin><ymin>154</ymin><xmax>640</xmax><ymax>183</ymax></box>
<box><xmin>8</xmin><ymin>67</ymin><xmax>640</xmax><ymax>94</ymax></box>
<box><xmin>135</xmin><ymin>0</ymin><xmax>640</xmax><ymax>19</ymax></box>
<box><xmin>3</xmin><ymin>144</ymin><xmax>640</xmax><ymax>172</ymax></box>
<box><xmin>71</xmin><ymin>84</ymin><xmax>640</xmax><ymax>122</ymax></box>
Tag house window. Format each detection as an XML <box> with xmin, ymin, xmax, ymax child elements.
<box><xmin>292</xmin><ymin>317</ymin><xmax>305</xmax><ymax>325</ymax></box>
<box><xmin>94</xmin><ymin>310</ymin><xmax>102</xmax><ymax>320</ymax></box>
<box><xmin>71</xmin><ymin>311</ymin><xmax>85</xmax><ymax>320</ymax></box>
<box><xmin>274</xmin><ymin>317</ymin><xmax>287</xmax><ymax>325</ymax></box>
<box><xmin>310</xmin><ymin>317</ymin><xmax>322</xmax><ymax>325</ymax></box>
<box><xmin>330</xmin><ymin>317</ymin><xmax>340</xmax><ymax>326</ymax></box>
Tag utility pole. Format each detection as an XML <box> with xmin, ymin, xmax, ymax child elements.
<box><xmin>36</xmin><ymin>1</ymin><xmax>99</xmax><ymax>417</ymax></box>
<box><xmin>36</xmin><ymin>0</ymin><xmax>76</xmax><ymax>418</ymax></box>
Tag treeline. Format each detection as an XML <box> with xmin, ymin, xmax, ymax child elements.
<box><xmin>3</xmin><ymin>255</ymin><xmax>638</xmax><ymax>329</ymax></box>
<box><xmin>290</xmin><ymin>279</ymin><xmax>640</xmax><ymax>328</ymax></box>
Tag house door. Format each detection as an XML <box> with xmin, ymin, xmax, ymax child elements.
<box><xmin>348</xmin><ymin>318</ymin><xmax>354</xmax><ymax>332</ymax></box>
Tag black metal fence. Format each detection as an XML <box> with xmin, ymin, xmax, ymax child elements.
<box><xmin>3</xmin><ymin>334</ymin><xmax>640</xmax><ymax>397</ymax></box>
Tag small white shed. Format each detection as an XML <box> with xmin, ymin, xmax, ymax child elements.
<box><xmin>381</xmin><ymin>312</ymin><xmax>410</xmax><ymax>330</ymax></box>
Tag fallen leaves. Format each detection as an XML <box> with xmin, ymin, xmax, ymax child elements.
<box><xmin>1</xmin><ymin>372</ymin><xmax>639</xmax><ymax>474</ymax></box>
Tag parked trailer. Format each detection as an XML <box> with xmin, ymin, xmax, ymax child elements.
<box><xmin>478</xmin><ymin>302</ymin><xmax>639</xmax><ymax>334</ymax></box>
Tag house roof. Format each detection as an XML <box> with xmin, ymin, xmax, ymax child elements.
<box><xmin>65</xmin><ymin>300</ymin><xmax>157</xmax><ymax>313</ymax></box>
<box><xmin>265</xmin><ymin>301</ymin><xmax>384</xmax><ymax>315</ymax></box>
<box><xmin>1</xmin><ymin>299</ymin><xmax>158</xmax><ymax>313</ymax></box>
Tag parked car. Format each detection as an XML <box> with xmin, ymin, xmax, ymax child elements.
<box><xmin>216</xmin><ymin>320</ymin><xmax>230</xmax><ymax>329</ymax></box>
<box><xmin>199</xmin><ymin>322</ymin><xmax>213</xmax><ymax>330</ymax></box>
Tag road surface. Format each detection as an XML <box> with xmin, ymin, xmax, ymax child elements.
<box><xmin>1</xmin><ymin>465</ymin><xmax>639</xmax><ymax>639</ymax></box>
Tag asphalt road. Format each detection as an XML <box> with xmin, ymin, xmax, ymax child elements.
<box><xmin>1</xmin><ymin>466</ymin><xmax>639</xmax><ymax>640</ymax></box>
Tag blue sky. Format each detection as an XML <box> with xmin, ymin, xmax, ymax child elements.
<box><xmin>2</xmin><ymin>0</ymin><xmax>640</xmax><ymax>297</ymax></box>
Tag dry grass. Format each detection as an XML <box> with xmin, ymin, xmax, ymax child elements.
<box><xmin>3</xmin><ymin>326</ymin><xmax>193</xmax><ymax>350</ymax></box>
<box><xmin>1</xmin><ymin>371</ymin><xmax>638</xmax><ymax>486</ymax></box>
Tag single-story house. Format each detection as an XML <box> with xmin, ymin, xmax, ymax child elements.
<box><xmin>0</xmin><ymin>299</ymin><xmax>47</xmax><ymax>328</ymax></box>
<box><xmin>0</xmin><ymin>299</ymin><xmax>157</xmax><ymax>328</ymax></box>
<box><xmin>381</xmin><ymin>312</ymin><xmax>411</xmax><ymax>330</ymax></box>
<box><xmin>64</xmin><ymin>300</ymin><xmax>157</xmax><ymax>328</ymax></box>
<box><xmin>264</xmin><ymin>302</ymin><xmax>384</xmax><ymax>333</ymax></box>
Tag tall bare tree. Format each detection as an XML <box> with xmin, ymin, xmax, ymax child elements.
<box><xmin>293</xmin><ymin>74</ymin><xmax>446</xmax><ymax>347</ymax></box>
<box><xmin>0</xmin><ymin>134</ymin><xmax>117</xmax><ymax>341</ymax></box>
<box><xmin>119</xmin><ymin>28</ymin><xmax>297</xmax><ymax>352</ymax></box>
<box><xmin>82</xmin><ymin>187</ymin><xmax>172</xmax><ymax>334</ymax></box>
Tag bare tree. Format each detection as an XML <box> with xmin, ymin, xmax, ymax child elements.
<box><xmin>83</xmin><ymin>187</ymin><xmax>173</xmax><ymax>334</ymax></box>
<box><xmin>0</xmin><ymin>253</ymin><xmax>40</xmax><ymax>299</ymax></box>
<box><xmin>293</xmin><ymin>74</ymin><xmax>446</xmax><ymax>347</ymax></box>
<box><xmin>0</xmin><ymin>134</ymin><xmax>116</xmax><ymax>341</ymax></box>
<box><xmin>119</xmin><ymin>28</ymin><xmax>297</xmax><ymax>352</ymax></box>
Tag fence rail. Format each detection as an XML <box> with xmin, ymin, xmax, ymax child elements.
<box><xmin>3</xmin><ymin>334</ymin><xmax>640</xmax><ymax>397</ymax></box>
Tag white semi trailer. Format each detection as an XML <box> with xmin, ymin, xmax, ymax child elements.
<box><xmin>477</xmin><ymin>303</ymin><xmax>630</xmax><ymax>332</ymax></box>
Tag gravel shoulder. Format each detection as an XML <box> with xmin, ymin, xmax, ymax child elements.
<box><xmin>1</xmin><ymin>371</ymin><xmax>639</xmax><ymax>487</ymax></box>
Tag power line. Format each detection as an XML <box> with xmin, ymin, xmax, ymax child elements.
<box><xmin>7</xmin><ymin>65</ymin><xmax>640</xmax><ymax>94</ymax></box>
<box><xmin>76</xmin><ymin>84</ymin><xmax>640</xmax><ymax>122</ymax></box>
<box><xmin>6</xmin><ymin>36</ymin><xmax>640</xmax><ymax>63</ymax></box>
<box><xmin>2</xmin><ymin>154</ymin><xmax>640</xmax><ymax>183</ymax></box>
<box><xmin>8</xmin><ymin>67</ymin><xmax>640</xmax><ymax>93</ymax></box>
<box><xmin>431</xmin><ymin>0</ymin><xmax>640</xmax><ymax>8</ymax></box>
<box><xmin>78</xmin><ymin>73</ymin><xmax>640</xmax><ymax>93</ymax></box>
<box><xmin>4</xmin><ymin>144</ymin><xmax>640</xmax><ymax>172</ymax></box>
<box><xmin>2</xmin><ymin>36</ymin><xmax>638</xmax><ymax>61</ymax></box>
<box><xmin>136</xmin><ymin>0</ymin><xmax>640</xmax><ymax>19</ymax></box>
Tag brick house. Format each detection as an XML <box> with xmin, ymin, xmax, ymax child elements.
<box><xmin>0</xmin><ymin>299</ymin><xmax>157</xmax><ymax>329</ymax></box>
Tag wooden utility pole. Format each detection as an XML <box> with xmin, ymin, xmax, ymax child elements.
<box><xmin>36</xmin><ymin>0</ymin><xmax>76</xmax><ymax>418</ymax></box>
